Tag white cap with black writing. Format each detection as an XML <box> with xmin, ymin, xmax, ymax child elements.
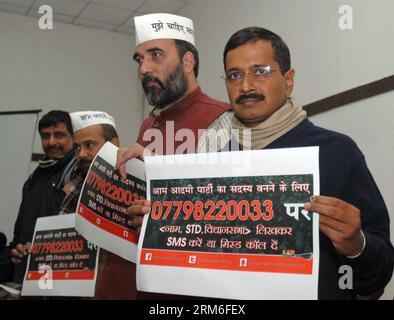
<box><xmin>134</xmin><ymin>13</ymin><xmax>195</xmax><ymax>46</ymax></box>
<box><xmin>70</xmin><ymin>111</ymin><xmax>116</xmax><ymax>133</ymax></box>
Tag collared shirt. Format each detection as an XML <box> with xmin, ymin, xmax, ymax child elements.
<box><xmin>137</xmin><ymin>87</ymin><xmax>229</xmax><ymax>154</ymax></box>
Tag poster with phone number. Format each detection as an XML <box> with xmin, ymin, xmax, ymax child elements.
<box><xmin>22</xmin><ymin>214</ymin><xmax>99</xmax><ymax>297</ymax></box>
<box><xmin>76</xmin><ymin>142</ymin><xmax>146</xmax><ymax>263</ymax></box>
<box><xmin>137</xmin><ymin>147</ymin><xmax>320</xmax><ymax>300</ymax></box>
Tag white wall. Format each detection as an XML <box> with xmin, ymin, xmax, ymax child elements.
<box><xmin>179</xmin><ymin>0</ymin><xmax>394</xmax><ymax>299</ymax></box>
<box><xmin>0</xmin><ymin>113</ymin><xmax>38</xmax><ymax>242</ymax></box>
<box><xmin>180</xmin><ymin>0</ymin><xmax>394</xmax><ymax>104</ymax></box>
<box><xmin>0</xmin><ymin>11</ymin><xmax>144</xmax><ymax>158</ymax></box>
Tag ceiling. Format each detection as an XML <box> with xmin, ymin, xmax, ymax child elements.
<box><xmin>0</xmin><ymin>0</ymin><xmax>192</xmax><ymax>34</ymax></box>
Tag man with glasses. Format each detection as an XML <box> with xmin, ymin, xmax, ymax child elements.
<box><xmin>198</xmin><ymin>27</ymin><xmax>393</xmax><ymax>299</ymax></box>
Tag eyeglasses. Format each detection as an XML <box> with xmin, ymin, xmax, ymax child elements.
<box><xmin>222</xmin><ymin>65</ymin><xmax>281</xmax><ymax>85</ymax></box>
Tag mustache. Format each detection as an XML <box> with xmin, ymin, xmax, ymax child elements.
<box><xmin>142</xmin><ymin>75</ymin><xmax>163</xmax><ymax>90</ymax></box>
<box><xmin>235</xmin><ymin>93</ymin><xmax>265</xmax><ymax>104</ymax></box>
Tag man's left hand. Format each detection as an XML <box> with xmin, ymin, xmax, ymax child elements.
<box><xmin>304</xmin><ymin>195</ymin><xmax>364</xmax><ymax>257</ymax></box>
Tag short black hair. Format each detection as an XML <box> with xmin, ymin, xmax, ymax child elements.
<box><xmin>38</xmin><ymin>110</ymin><xmax>73</xmax><ymax>135</ymax></box>
<box><xmin>100</xmin><ymin>124</ymin><xmax>118</xmax><ymax>142</ymax></box>
<box><xmin>175</xmin><ymin>39</ymin><xmax>199</xmax><ymax>77</ymax></box>
<box><xmin>223</xmin><ymin>27</ymin><xmax>291</xmax><ymax>74</ymax></box>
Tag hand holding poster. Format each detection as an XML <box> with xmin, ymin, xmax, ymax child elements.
<box><xmin>76</xmin><ymin>142</ymin><xmax>146</xmax><ymax>262</ymax></box>
<box><xmin>137</xmin><ymin>147</ymin><xmax>320</xmax><ymax>299</ymax></box>
<box><xmin>22</xmin><ymin>214</ymin><xmax>99</xmax><ymax>297</ymax></box>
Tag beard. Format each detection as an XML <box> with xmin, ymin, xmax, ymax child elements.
<box><xmin>77</xmin><ymin>160</ymin><xmax>91</xmax><ymax>176</ymax></box>
<box><xmin>142</xmin><ymin>64</ymin><xmax>188</xmax><ymax>108</ymax></box>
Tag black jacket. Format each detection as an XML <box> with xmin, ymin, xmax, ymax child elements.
<box><xmin>0</xmin><ymin>152</ymin><xmax>76</xmax><ymax>283</ymax></box>
<box><xmin>227</xmin><ymin>119</ymin><xmax>394</xmax><ymax>299</ymax></box>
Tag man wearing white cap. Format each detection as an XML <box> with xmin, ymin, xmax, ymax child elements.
<box><xmin>95</xmin><ymin>13</ymin><xmax>229</xmax><ymax>300</ymax></box>
<box><xmin>59</xmin><ymin>111</ymin><xmax>119</xmax><ymax>215</ymax></box>
<box><xmin>132</xmin><ymin>13</ymin><xmax>229</xmax><ymax>152</ymax></box>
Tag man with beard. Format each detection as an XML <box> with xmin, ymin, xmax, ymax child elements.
<box><xmin>1</xmin><ymin>111</ymin><xmax>75</xmax><ymax>284</ymax></box>
<box><xmin>132</xmin><ymin>13</ymin><xmax>229</xmax><ymax>155</ymax></box>
<box><xmin>95</xmin><ymin>13</ymin><xmax>228</xmax><ymax>300</ymax></box>
<box><xmin>59</xmin><ymin>111</ymin><xmax>119</xmax><ymax>215</ymax></box>
<box><xmin>39</xmin><ymin>111</ymin><xmax>118</xmax><ymax>300</ymax></box>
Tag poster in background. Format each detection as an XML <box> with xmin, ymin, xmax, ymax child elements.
<box><xmin>22</xmin><ymin>214</ymin><xmax>99</xmax><ymax>297</ymax></box>
<box><xmin>76</xmin><ymin>142</ymin><xmax>146</xmax><ymax>262</ymax></box>
<box><xmin>138</xmin><ymin>147</ymin><xmax>320</xmax><ymax>299</ymax></box>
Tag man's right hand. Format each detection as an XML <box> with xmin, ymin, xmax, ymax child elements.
<box><xmin>11</xmin><ymin>242</ymin><xmax>31</xmax><ymax>264</ymax></box>
<box><xmin>115</xmin><ymin>143</ymin><xmax>152</xmax><ymax>180</ymax></box>
<box><xmin>127</xmin><ymin>200</ymin><xmax>151</xmax><ymax>233</ymax></box>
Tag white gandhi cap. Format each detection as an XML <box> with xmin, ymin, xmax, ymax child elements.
<box><xmin>70</xmin><ymin>111</ymin><xmax>116</xmax><ymax>133</ymax></box>
<box><xmin>134</xmin><ymin>13</ymin><xmax>195</xmax><ymax>46</ymax></box>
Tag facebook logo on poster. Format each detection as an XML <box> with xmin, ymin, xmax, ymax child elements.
<box><xmin>240</xmin><ymin>258</ymin><xmax>248</xmax><ymax>267</ymax></box>
<box><xmin>189</xmin><ymin>256</ymin><xmax>197</xmax><ymax>264</ymax></box>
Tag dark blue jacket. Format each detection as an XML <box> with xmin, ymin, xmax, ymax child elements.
<box><xmin>227</xmin><ymin>119</ymin><xmax>393</xmax><ymax>299</ymax></box>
